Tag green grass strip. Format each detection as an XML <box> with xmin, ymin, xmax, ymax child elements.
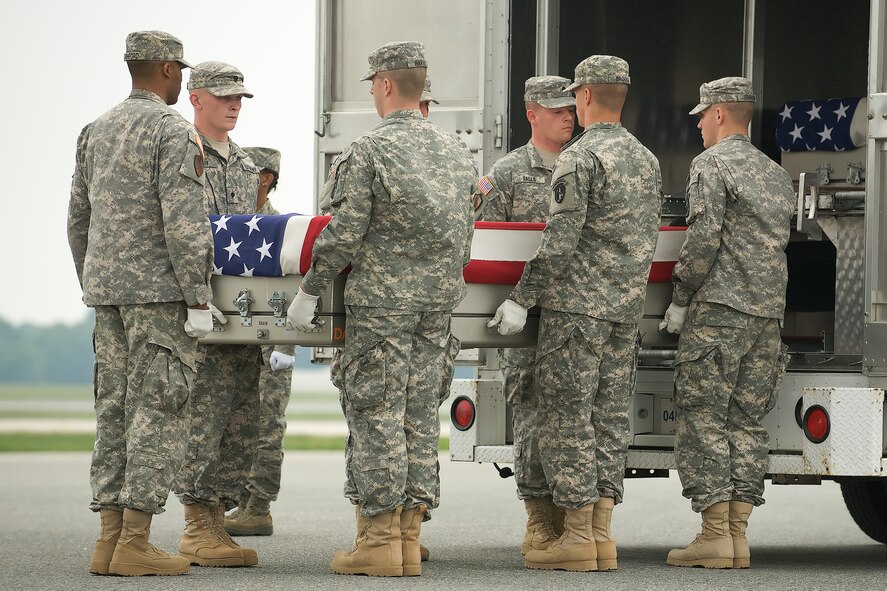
<box><xmin>0</xmin><ymin>432</ymin><xmax>449</xmax><ymax>453</ymax></box>
<box><xmin>0</xmin><ymin>433</ymin><xmax>95</xmax><ymax>452</ymax></box>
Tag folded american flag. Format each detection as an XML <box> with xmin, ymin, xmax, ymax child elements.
<box><xmin>210</xmin><ymin>215</ymin><xmax>685</xmax><ymax>285</ymax></box>
<box><xmin>775</xmin><ymin>97</ymin><xmax>863</xmax><ymax>152</ymax></box>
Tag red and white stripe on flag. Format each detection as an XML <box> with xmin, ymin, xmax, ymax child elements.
<box><xmin>283</xmin><ymin>217</ymin><xmax>685</xmax><ymax>286</ymax></box>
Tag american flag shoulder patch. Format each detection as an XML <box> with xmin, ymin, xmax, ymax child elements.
<box><xmin>477</xmin><ymin>176</ymin><xmax>494</xmax><ymax>196</ymax></box>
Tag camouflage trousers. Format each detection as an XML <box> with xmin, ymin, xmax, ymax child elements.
<box><xmin>90</xmin><ymin>303</ymin><xmax>198</xmax><ymax>515</ymax></box>
<box><xmin>176</xmin><ymin>343</ymin><xmax>262</xmax><ymax>510</ymax></box>
<box><xmin>535</xmin><ymin>310</ymin><xmax>638</xmax><ymax>509</ymax></box>
<box><xmin>674</xmin><ymin>302</ymin><xmax>787</xmax><ymax>513</ymax></box>
<box><xmin>244</xmin><ymin>345</ymin><xmax>294</xmax><ymax>501</ymax></box>
<box><xmin>340</xmin><ymin>306</ymin><xmax>459</xmax><ymax>517</ymax></box>
<box><xmin>503</xmin><ymin>347</ymin><xmax>549</xmax><ymax>500</ymax></box>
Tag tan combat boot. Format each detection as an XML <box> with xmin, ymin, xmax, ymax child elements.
<box><xmin>521</xmin><ymin>496</ymin><xmax>559</xmax><ymax>556</ymax></box>
<box><xmin>107</xmin><ymin>508</ymin><xmax>189</xmax><ymax>576</ymax></box>
<box><xmin>330</xmin><ymin>506</ymin><xmax>403</xmax><ymax>577</ymax></box>
<box><xmin>178</xmin><ymin>503</ymin><xmax>252</xmax><ymax>567</ymax></box>
<box><xmin>592</xmin><ymin>496</ymin><xmax>617</xmax><ymax>571</ymax></box>
<box><xmin>212</xmin><ymin>505</ymin><xmax>259</xmax><ymax>565</ymax></box>
<box><xmin>88</xmin><ymin>508</ymin><xmax>122</xmax><ymax>575</ymax></box>
<box><xmin>224</xmin><ymin>495</ymin><xmax>273</xmax><ymax>536</ymax></box>
<box><xmin>524</xmin><ymin>504</ymin><xmax>597</xmax><ymax>571</ymax></box>
<box><xmin>223</xmin><ymin>490</ymin><xmax>251</xmax><ymax>522</ymax></box>
<box><xmin>729</xmin><ymin>501</ymin><xmax>753</xmax><ymax>568</ymax></box>
<box><xmin>547</xmin><ymin>496</ymin><xmax>566</xmax><ymax>537</ymax></box>
<box><xmin>666</xmin><ymin>501</ymin><xmax>734</xmax><ymax>568</ymax></box>
<box><xmin>401</xmin><ymin>504</ymin><xmax>427</xmax><ymax>576</ymax></box>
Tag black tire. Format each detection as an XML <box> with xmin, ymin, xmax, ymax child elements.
<box><xmin>839</xmin><ymin>479</ymin><xmax>887</xmax><ymax>544</ymax></box>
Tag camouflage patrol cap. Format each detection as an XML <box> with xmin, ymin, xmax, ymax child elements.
<box><xmin>689</xmin><ymin>76</ymin><xmax>755</xmax><ymax>115</ymax></box>
<box><xmin>360</xmin><ymin>41</ymin><xmax>427</xmax><ymax>81</ymax></box>
<box><xmin>243</xmin><ymin>147</ymin><xmax>281</xmax><ymax>176</ymax></box>
<box><xmin>421</xmin><ymin>75</ymin><xmax>439</xmax><ymax>104</ymax></box>
<box><xmin>524</xmin><ymin>75</ymin><xmax>575</xmax><ymax>109</ymax></box>
<box><xmin>124</xmin><ymin>30</ymin><xmax>192</xmax><ymax>68</ymax></box>
<box><xmin>564</xmin><ymin>55</ymin><xmax>631</xmax><ymax>92</ymax></box>
<box><xmin>188</xmin><ymin>61</ymin><xmax>254</xmax><ymax>98</ymax></box>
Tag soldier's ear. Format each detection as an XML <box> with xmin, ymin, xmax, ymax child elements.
<box><xmin>189</xmin><ymin>92</ymin><xmax>201</xmax><ymax>109</ymax></box>
<box><xmin>160</xmin><ymin>61</ymin><xmax>174</xmax><ymax>80</ymax></box>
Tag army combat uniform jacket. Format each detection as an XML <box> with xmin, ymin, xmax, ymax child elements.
<box><xmin>478</xmin><ymin>141</ymin><xmax>554</xmax><ymax>222</ymax></box>
<box><xmin>302</xmin><ymin>109</ymin><xmax>476</xmax><ymax>311</ymax></box>
<box><xmin>510</xmin><ymin>123</ymin><xmax>662</xmax><ymax>321</ymax></box>
<box><xmin>68</xmin><ymin>89</ymin><xmax>213</xmax><ymax>307</ymax></box>
<box><xmin>672</xmin><ymin>134</ymin><xmax>795</xmax><ymax>319</ymax></box>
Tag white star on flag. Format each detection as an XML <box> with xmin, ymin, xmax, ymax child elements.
<box><xmin>256</xmin><ymin>238</ymin><xmax>274</xmax><ymax>262</ymax></box>
<box><xmin>223</xmin><ymin>237</ymin><xmax>242</xmax><ymax>261</ymax></box>
<box><xmin>240</xmin><ymin>264</ymin><xmax>255</xmax><ymax>277</ymax></box>
<box><xmin>833</xmin><ymin>102</ymin><xmax>849</xmax><ymax>121</ymax></box>
<box><xmin>778</xmin><ymin>104</ymin><xmax>794</xmax><ymax>122</ymax></box>
<box><xmin>213</xmin><ymin>214</ymin><xmax>232</xmax><ymax>234</ymax></box>
<box><xmin>817</xmin><ymin>125</ymin><xmax>833</xmax><ymax>143</ymax></box>
<box><xmin>806</xmin><ymin>103</ymin><xmax>822</xmax><ymax>120</ymax></box>
<box><xmin>245</xmin><ymin>215</ymin><xmax>262</xmax><ymax>235</ymax></box>
<box><xmin>212</xmin><ymin>262</ymin><xmax>223</xmax><ymax>275</ymax></box>
<box><xmin>789</xmin><ymin>124</ymin><xmax>804</xmax><ymax>143</ymax></box>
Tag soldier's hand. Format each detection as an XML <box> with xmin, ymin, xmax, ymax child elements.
<box><xmin>208</xmin><ymin>302</ymin><xmax>227</xmax><ymax>325</ymax></box>
<box><xmin>659</xmin><ymin>303</ymin><xmax>688</xmax><ymax>334</ymax></box>
<box><xmin>184</xmin><ymin>307</ymin><xmax>214</xmax><ymax>338</ymax></box>
<box><xmin>286</xmin><ymin>287</ymin><xmax>321</xmax><ymax>332</ymax></box>
<box><xmin>487</xmin><ymin>299</ymin><xmax>528</xmax><ymax>336</ymax></box>
<box><xmin>270</xmin><ymin>351</ymin><xmax>295</xmax><ymax>371</ymax></box>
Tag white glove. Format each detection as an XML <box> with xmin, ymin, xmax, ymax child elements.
<box><xmin>208</xmin><ymin>302</ymin><xmax>227</xmax><ymax>325</ymax></box>
<box><xmin>658</xmin><ymin>303</ymin><xmax>689</xmax><ymax>334</ymax></box>
<box><xmin>487</xmin><ymin>299</ymin><xmax>528</xmax><ymax>336</ymax></box>
<box><xmin>184</xmin><ymin>307</ymin><xmax>213</xmax><ymax>338</ymax></box>
<box><xmin>270</xmin><ymin>351</ymin><xmax>295</xmax><ymax>371</ymax></box>
<box><xmin>286</xmin><ymin>288</ymin><xmax>321</xmax><ymax>332</ymax></box>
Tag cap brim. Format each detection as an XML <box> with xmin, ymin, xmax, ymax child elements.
<box><xmin>537</xmin><ymin>96</ymin><xmax>576</xmax><ymax>109</ymax></box>
<box><xmin>689</xmin><ymin>102</ymin><xmax>709</xmax><ymax>115</ymax></box>
<box><xmin>563</xmin><ymin>80</ymin><xmax>581</xmax><ymax>92</ymax></box>
<box><xmin>208</xmin><ymin>85</ymin><xmax>254</xmax><ymax>99</ymax></box>
<box><xmin>177</xmin><ymin>58</ymin><xmax>193</xmax><ymax>69</ymax></box>
<box><xmin>359</xmin><ymin>68</ymin><xmax>375</xmax><ymax>81</ymax></box>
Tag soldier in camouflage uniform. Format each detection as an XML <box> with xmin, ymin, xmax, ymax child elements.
<box><xmin>287</xmin><ymin>41</ymin><xmax>476</xmax><ymax>577</ymax></box>
<box><xmin>174</xmin><ymin>61</ymin><xmax>262</xmax><ymax>568</ymax></box>
<box><xmin>68</xmin><ymin>30</ymin><xmax>213</xmax><ymax>577</ymax></box>
<box><xmin>318</xmin><ymin>77</ymin><xmax>438</xmax><ymax>563</ymax></box>
<box><xmin>223</xmin><ymin>147</ymin><xmax>296</xmax><ymax>537</ymax></box>
<box><xmin>475</xmin><ymin>76</ymin><xmax>576</xmax><ymax>555</ymax></box>
<box><xmin>663</xmin><ymin>77</ymin><xmax>794</xmax><ymax>570</ymax></box>
<box><xmin>490</xmin><ymin>56</ymin><xmax>661</xmax><ymax>572</ymax></box>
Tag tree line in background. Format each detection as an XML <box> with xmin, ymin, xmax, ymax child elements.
<box><xmin>0</xmin><ymin>312</ymin><xmax>95</xmax><ymax>384</ymax></box>
<box><xmin>0</xmin><ymin>312</ymin><xmax>323</xmax><ymax>384</ymax></box>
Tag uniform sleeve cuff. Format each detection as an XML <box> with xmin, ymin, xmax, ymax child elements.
<box><xmin>671</xmin><ymin>286</ymin><xmax>693</xmax><ymax>307</ymax></box>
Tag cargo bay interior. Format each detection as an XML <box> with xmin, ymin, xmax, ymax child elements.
<box><xmin>507</xmin><ymin>0</ymin><xmax>869</xmax><ymax>370</ymax></box>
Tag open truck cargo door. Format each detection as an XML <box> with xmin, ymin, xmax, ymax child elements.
<box><xmin>314</xmin><ymin>0</ymin><xmax>510</xmax><ymax>202</ymax></box>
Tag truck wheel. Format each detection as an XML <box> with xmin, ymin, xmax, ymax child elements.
<box><xmin>839</xmin><ymin>479</ymin><xmax>887</xmax><ymax>544</ymax></box>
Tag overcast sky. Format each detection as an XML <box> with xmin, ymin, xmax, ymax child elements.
<box><xmin>0</xmin><ymin>0</ymin><xmax>317</xmax><ymax>327</ymax></box>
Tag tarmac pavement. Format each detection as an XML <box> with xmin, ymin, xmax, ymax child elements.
<box><xmin>1</xmin><ymin>451</ymin><xmax>885</xmax><ymax>591</ymax></box>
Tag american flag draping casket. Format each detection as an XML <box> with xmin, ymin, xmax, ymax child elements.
<box><xmin>199</xmin><ymin>214</ymin><xmax>685</xmax><ymax>348</ymax></box>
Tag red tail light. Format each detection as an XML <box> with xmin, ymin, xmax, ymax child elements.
<box><xmin>803</xmin><ymin>405</ymin><xmax>830</xmax><ymax>443</ymax></box>
<box><xmin>451</xmin><ymin>397</ymin><xmax>475</xmax><ymax>431</ymax></box>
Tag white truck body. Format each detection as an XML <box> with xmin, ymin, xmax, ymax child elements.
<box><xmin>206</xmin><ymin>0</ymin><xmax>887</xmax><ymax>544</ymax></box>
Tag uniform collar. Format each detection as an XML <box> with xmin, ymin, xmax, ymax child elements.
<box><xmin>583</xmin><ymin>121</ymin><xmax>622</xmax><ymax>131</ymax></box>
<box><xmin>383</xmin><ymin>109</ymin><xmax>423</xmax><ymax>121</ymax></box>
<box><xmin>721</xmin><ymin>133</ymin><xmax>751</xmax><ymax>144</ymax></box>
<box><xmin>128</xmin><ymin>89</ymin><xmax>167</xmax><ymax>104</ymax></box>
<box><xmin>198</xmin><ymin>132</ymin><xmax>246</xmax><ymax>163</ymax></box>
<box><xmin>524</xmin><ymin>141</ymin><xmax>551</xmax><ymax>171</ymax></box>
